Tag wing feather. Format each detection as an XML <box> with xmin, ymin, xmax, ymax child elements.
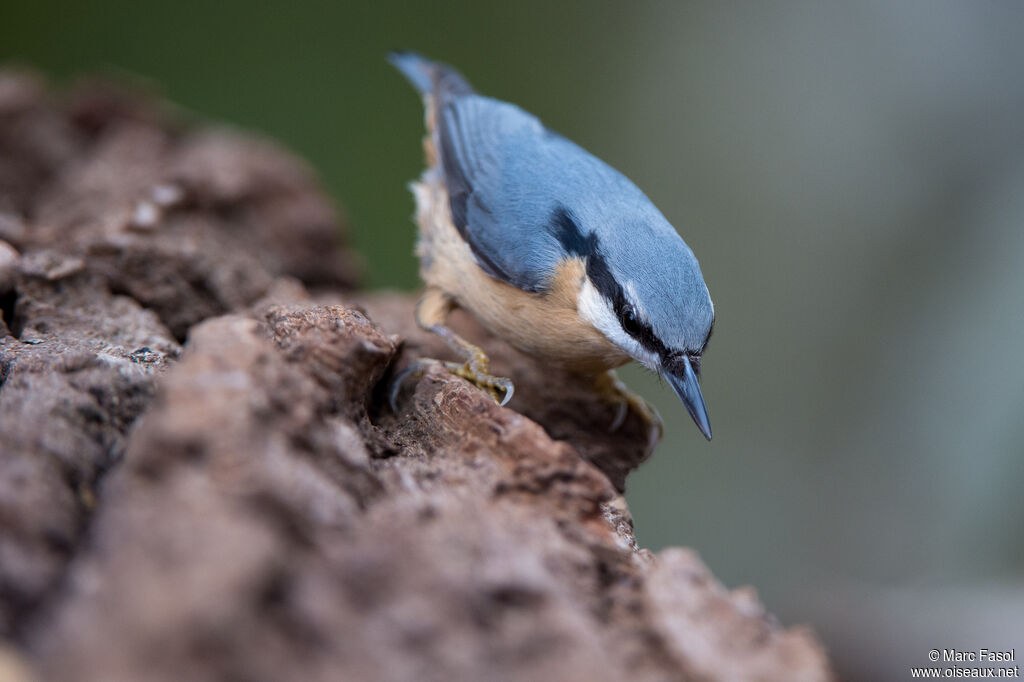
<box><xmin>436</xmin><ymin>95</ymin><xmax>570</xmax><ymax>292</ymax></box>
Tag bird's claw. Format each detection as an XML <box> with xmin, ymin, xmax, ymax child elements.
<box><xmin>443</xmin><ymin>349</ymin><xmax>514</xmax><ymax>406</ymax></box>
<box><xmin>609</xmin><ymin>401</ymin><xmax>630</xmax><ymax>433</ymax></box>
<box><xmin>388</xmin><ymin>358</ymin><xmax>439</xmax><ymax>413</ymax></box>
<box><xmin>595</xmin><ymin>371</ymin><xmax>663</xmax><ymax>444</ymax></box>
<box><xmin>388</xmin><ymin>354</ymin><xmax>515</xmax><ymax>412</ymax></box>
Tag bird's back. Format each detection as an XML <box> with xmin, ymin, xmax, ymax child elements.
<box><xmin>392</xmin><ymin>52</ymin><xmax>712</xmax><ymax>353</ymax></box>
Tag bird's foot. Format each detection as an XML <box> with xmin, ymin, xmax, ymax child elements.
<box><xmin>594</xmin><ymin>370</ymin><xmax>663</xmax><ymax>444</ymax></box>
<box><xmin>389</xmin><ymin>350</ymin><xmax>514</xmax><ymax>413</ymax></box>
<box><xmin>388</xmin><ymin>358</ymin><xmax>439</xmax><ymax>413</ymax></box>
<box><xmin>442</xmin><ymin>346</ymin><xmax>515</xmax><ymax>406</ymax></box>
<box><xmin>391</xmin><ymin>289</ymin><xmax>514</xmax><ymax>412</ymax></box>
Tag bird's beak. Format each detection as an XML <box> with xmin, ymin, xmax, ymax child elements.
<box><xmin>666</xmin><ymin>356</ymin><xmax>712</xmax><ymax>441</ymax></box>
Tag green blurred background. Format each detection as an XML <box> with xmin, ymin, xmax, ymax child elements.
<box><xmin>4</xmin><ymin>1</ymin><xmax>1022</xmax><ymax>678</ymax></box>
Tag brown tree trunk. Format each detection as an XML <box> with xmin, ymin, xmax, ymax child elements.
<box><xmin>0</xmin><ymin>70</ymin><xmax>834</xmax><ymax>682</ymax></box>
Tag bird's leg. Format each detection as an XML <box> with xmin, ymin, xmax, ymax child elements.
<box><xmin>419</xmin><ymin>290</ymin><xmax>515</xmax><ymax>406</ymax></box>
<box><xmin>389</xmin><ymin>288</ymin><xmax>514</xmax><ymax>411</ymax></box>
<box><xmin>594</xmin><ymin>370</ymin><xmax>663</xmax><ymax>442</ymax></box>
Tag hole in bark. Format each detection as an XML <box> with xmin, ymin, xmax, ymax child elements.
<box><xmin>487</xmin><ymin>585</ymin><xmax>545</xmax><ymax>609</ymax></box>
<box><xmin>258</xmin><ymin>569</ymin><xmax>291</xmax><ymax>609</ymax></box>
<box><xmin>0</xmin><ymin>288</ymin><xmax>18</xmax><ymax>337</ymax></box>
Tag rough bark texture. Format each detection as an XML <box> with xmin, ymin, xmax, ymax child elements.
<box><xmin>0</xmin><ymin>71</ymin><xmax>834</xmax><ymax>682</ymax></box>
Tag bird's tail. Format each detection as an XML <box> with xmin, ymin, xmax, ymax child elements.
<box><xmin>388</xmin><ymin>51</ymin><xmax>474</xmax><ymax>99</ymax></box>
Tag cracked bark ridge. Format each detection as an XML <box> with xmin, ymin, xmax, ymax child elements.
<box><xmin>0</xmin><ymin>71</ymin><xmax>834</xmax><ymax>681</ymax></box>
<box><xmin>0</xmin><ymin>69</ymin><xmax>357</xmax><ymax>642</ymax></box>
<box><xmin>356</xmin><ymin>295</ymin><xmax>657</xmax><ymax>492</ymax></box>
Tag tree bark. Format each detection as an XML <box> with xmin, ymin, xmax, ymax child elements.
<box><xmin>0</xmin><ymin>70</ymin><xmax>834</xmax><ymax>682</ymax></box>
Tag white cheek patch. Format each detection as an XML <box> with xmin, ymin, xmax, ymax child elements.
<box><xmin>578</xmin><ymin>280</ymin><xmax>660</xmax><ymax>371</ymax></box>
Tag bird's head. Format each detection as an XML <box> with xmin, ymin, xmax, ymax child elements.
<box><xmin>572</xmin><ymin>218</ymin><xmax>714</xmax><ymax>440</ymax></box>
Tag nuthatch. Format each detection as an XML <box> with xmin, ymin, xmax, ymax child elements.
<box><xmin>389</xmin><ymin>52</ymin><xmax>714</xmax><ymax>441</ymax></box>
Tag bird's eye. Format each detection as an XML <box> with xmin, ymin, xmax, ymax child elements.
<box><xmin>621</xmin><ymin>305</ymin><xmax>642</xmax><ymax>337</ymax></box>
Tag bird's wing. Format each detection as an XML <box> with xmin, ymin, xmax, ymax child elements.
<box><xmin>437</xmin><ymin>95</ymin><xmax>588</xmax><ymax>293</ymax></box>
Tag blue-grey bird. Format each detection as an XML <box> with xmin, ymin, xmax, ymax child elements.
<box><xmin>389</xmin><ymin>52</ymin><xmax>714</xmax><ymax>441</ymax></box>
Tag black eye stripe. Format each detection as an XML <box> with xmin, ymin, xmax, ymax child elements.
<box><xmin>617</xmin><ymin>305</ymin><xmax>664</xmax><ymax>353</ymax></box>
<box><xmin>575</xmin><ymin>225</ymin><xmax>702</xmax><ymax>362</ymax></box>
<box><xmin>620</xmin><ymin>305</ymin><xmax>642</xmax><ymax>335</ymax></box>
<box><xmin>585</xmin><ymin>248</ymin><xmax>668</xmax><ymax>355</ymax></box>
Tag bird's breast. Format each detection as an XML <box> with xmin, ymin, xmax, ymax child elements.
<box><xmin>412</xmin><ymin>173</ymin><xmax>629</xmax><ymax>374</ymax></box>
